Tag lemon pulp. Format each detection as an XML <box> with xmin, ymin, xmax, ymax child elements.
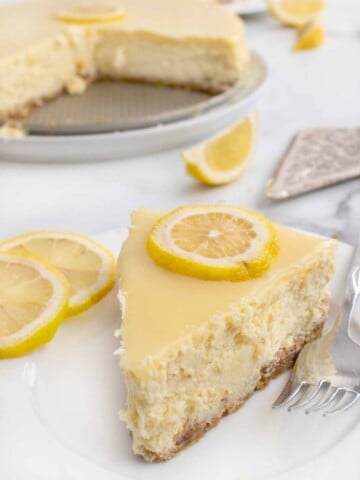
<box><xmin>0</xmin><ymin>232</ymin><xmax>115</xmax><ymax>317</ymax></box>
<box><xmin>0</xmin><ymin>253</ymin><xmax>68</xmax><ymax>358</ymax></box>
<box><xmin>147</xmin><ymin>206</ymin><xmax>279</xmax><ymax>281</ymax></box>
<box><xmin>183</xmin><ymin>113</ymin><xmax>257</xmax><ymax>186</ymax></box>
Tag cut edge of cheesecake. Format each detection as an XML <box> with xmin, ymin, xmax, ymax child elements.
<box><xmin>117</xmin><ymin>209</ymin><xmax>336</xmax><ymax>461</ymax></box>
<box><xmin>0</xmin><ymin>0</ymin><xmax>249</xmax><ymax>121</ymax></box>
<box><xmin>136</xmin><ymin>316</ymin><xmax>326</xmax><ymax>462</ymax></box>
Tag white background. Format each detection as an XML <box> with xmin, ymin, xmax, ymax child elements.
<box><xmin>0</xmin><ymin>0</ymin><xmax>359</xmax><ymax>244</ymax></box>
<box><xmin>0</xmin><ymin>1</ymin><xmax>360</xmax><ymax>479</ymax></box>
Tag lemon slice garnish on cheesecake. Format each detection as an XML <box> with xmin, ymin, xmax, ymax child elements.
<box><xmin>55</xmin><ymin>2</ymin><xmax>126</xmax><ymax>24</ymax></box>
<box><xmin>267</xmin><ymin>0</ymin><xmax>326</xmax><ymax>27</ymax></box>
<box><xmin>147</xmin><ymin>206</ymin><xmax>279</xmax><ymax>281</ymax></box>
<box><xmin>0</xmin><ymin>232</ymin><xmax>116</xmax><ymax>317</ymax></box>
<box><xmin>183</xmin><ymin>113</ymin><xmax>257</xmax><ymax>186</ymax></box>
<box><xmin>293</xmin><ymin>21</ymin><xmax>325</xmax><ymax>51</ymax></box>
<box><xmin>0</xmin><ymin>253</ymin><xmax>68</xmax><ymax>358</ymax></box>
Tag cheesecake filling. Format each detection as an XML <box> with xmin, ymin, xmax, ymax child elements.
<box><xmin>0</xmin><ymin>29</ymin><xmax>98</xmax><ymax>120</ymax></box>
<box><xmin>0</xmin><ymin>0</ymin><xmax>249</xmax><ymax>119</ymax></box>
<box><xmin>0</xmin><ymin>30</ymin><xmax>247</xmax><ymax>119</ymax></box>
<box><xmin>95</xmin><ymin>32</ymin><xmax>248</xmax><ymax>93</ymax></box>
<box><xmin>0</xmin><ymin>36</ymin><xmax>78</xmax><ymax>119</ymax></box>
<box><xmin>117</xmin><ymin>209</ymin><xmax>336</xmax><ymax>461</ymax></box>
<box><xmin>120</xmin><ymin>254</ymin><xmax>333</xmax><ymax>460</ymax></box>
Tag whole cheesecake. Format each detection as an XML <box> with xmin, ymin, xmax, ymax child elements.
<box><xmin>0</xmin><ymin>0</ymin><xmax>249</xmax><ymax>120</ymax></box>
<box><xmin>117</xmin><ymin>208</ymin><xmax>336</xmax><ymax>461</ymax></box>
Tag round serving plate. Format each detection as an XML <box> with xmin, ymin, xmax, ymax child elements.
<box><xmin>1</xmin><ymin>229</ymin><xmax>359</xmax><ymax>480</ymax></box>
<box><xmin>0</xmin><ymin>51</ymin><xmax>268</xmax><ymax>163</ymax></box>
<box><xmin>219</xmin><ymin>0</ymin><xmax>267</xmax><ymax>15</ymax></box>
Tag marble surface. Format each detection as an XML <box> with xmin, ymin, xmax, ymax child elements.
<box><xmin>0</xmin><ymin>0</ymin><xmax>359</xmax><ymax>246</ymax></box>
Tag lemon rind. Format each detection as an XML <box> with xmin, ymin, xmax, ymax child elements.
<box><xmin>0</xmin><ymin>231</ymin><xmax>116</xmax><ymax>318</ymax></box>
<box><xmin>267</xmin><ymin>0</ymin><xmax>326</xmax><ymax>27</ymax></box>
<box><xmin>0</xmin><ymin>252</ymin><xmax>69</xmax><ymax>358</ymax></box>
<box><xmin>147</xmin><ymin>206</ymin><xmax>280</xmax><ymax>282</ymax></box>
<box><xmin>293</xmin><ymin>22</ymin><xmax>325</xmax><ymax>51</ymax></box>
<box><xmin>183</xmin><ymin>112</ymin><xmax>258</xmax><ymax>186</ymax></box>
<box><xmin>55</xmin><ymin>6</ymin><xmax>127</xmax><ymax>25</ymax></box>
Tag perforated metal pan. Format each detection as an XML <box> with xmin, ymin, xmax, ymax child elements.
<box><xmin>20</xmin><ymin>51</ymin><xmax>266</xmax><ymax>135</ymax></box>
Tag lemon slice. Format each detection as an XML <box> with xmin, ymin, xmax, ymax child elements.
<box><xmin>147</xmin><ymin>206</ymin><xmax>279</xmax><ymax>281</ymax></box>
<box><xmin>55</xmin><ymin>2</ymin><xmax>126</xmax><ymax>24</ymax></box>
<box><xmin>183</xmin><ymin>113</ymin><xmax>257</xmax><ymax>186</ymax></box>
<box><xmin>0</xmin><ymin>232</ymin><xmax>115</xmax><ymax>317</ymax></box>
<box><xmin>0</xmin><ymin>253</ymin><xmax>68</xmax><ymax>358</ymax></box>
<box><xmin>293</xmin><ymin>22</ymin><xmax>325</xmax><ymax>51</ymax></box>
<box><xmin>267</xmin><ymin>0</ymin><xmax>326</xmax><ymax>27</ymax></box>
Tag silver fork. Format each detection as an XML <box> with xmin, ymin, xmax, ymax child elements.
<box><xmin>273</xmin><ymin>236</ymin><xmax>360</xmax><ymax>416</ymax></box>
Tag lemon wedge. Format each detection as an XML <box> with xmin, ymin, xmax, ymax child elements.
<box><xmin>0</xmin><ymin>253</ymin><xmax>68</xmax><ymax>358</ymax></box>
<box><xmin>55</xmin><ymin>2</ymin><xmax>126</xmax><ymax>24</ymax></box>
<box><xmin>267</xmin><ymin>0</ymin><xmax>326</xmax><ymax>27</ymax></box>
<box><xmin>147</xmin><ymin>206</ymin><xmax>279</xmax><ymax>281</ymax></box>
<box><xmin>293</xmin><ymin>22</ymin><xmax>325</xmax><ymax>51</ymax></box>
<box><xmin>0</xmin><ymin>232</ymin><xmax>115</xmax><ymax>317</ymax></box>
<box><xmin>183</xmin><ymin>113</ymin><xmax>257</xmax><ymax>186</ymax></box>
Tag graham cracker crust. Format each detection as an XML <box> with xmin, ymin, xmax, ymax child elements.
<box><xmin>0</xmin><ymin>77</ymin><xmax>94</xmax><ymax>122</ymax></box>
<box><xmin>142</xmin><ymin>320</ymin><xmax>325</xmax><ymax>462</ymax></box>
<box><xmin>0</xmin><ymin>91</ymin><xmax>64</xmax><ymax>121</ymax></box>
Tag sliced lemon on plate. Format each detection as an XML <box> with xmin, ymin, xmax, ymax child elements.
<box><xmin>267</xmin><ymin>0</ymin><xmax>326</xmax><ymax>27</ymax></box>
<box><xmin>293</xmin><ymin>21</ymin><xmax>325</xmax><ymax>51</ymax></box>
<box><xmin>55</xmin><ymin>2</ymin><xmax>126</xmax><ymax>24</ymax></box>
<box><xmin>0</xmin><ymin>253</ymin><xmax>68</xmax><ymax>358</ymax></box>
<box><xmin>0</xmin><ymin>232</ymin><xmax>116</xmax><ymax>317</ymax></box>
<box><xmin>147</xmin><ymin>206</ymin><xmax>279</xmax><ymax>281</ymax></box>
<box><xmin>183</xmin><ymin>112</ymin><xmax>257</xmax><ymax>186</ymax></box>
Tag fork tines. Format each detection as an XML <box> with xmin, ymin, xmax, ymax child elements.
<box><xmin>273</xmin><ymin>379</ymin><xmax>360</xmax><ymax>416</ymax></box>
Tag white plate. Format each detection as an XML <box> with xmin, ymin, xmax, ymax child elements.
<box><xmin>0</xmin><ymin>53</ymin><xmax>267</xmax><ymax>163</ymax></box>
<box><xmin>220</xmin><ymin>0</ymin><xmax>267</xmax><ymax>15</ymax></box>
<box><xmin>0</xmin><ymin>228</ymin><xmax>359</xmax><ymax>479</ymax></box>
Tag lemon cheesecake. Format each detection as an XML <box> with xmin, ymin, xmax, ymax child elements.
<box><xmin>117</xmin><ymin>207</ymin><xmax>336</xmax><ymax>461</ymax></box>
<box><xmin>0</xmin><ymin>0</ymin><xmax>249</xmax><ymax>120</ymax></box>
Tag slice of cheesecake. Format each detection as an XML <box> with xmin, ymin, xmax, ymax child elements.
<box><xmin>117</xmin><ymin>208</ymin><xmax>336</xmax><ymax>461</ymax></box>
<box><xmin>0</xmin><ymin>0</ymin><xmax>248</xmax><ymax>120</ymax></box>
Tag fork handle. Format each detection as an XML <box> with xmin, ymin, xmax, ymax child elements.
<box><xmin>343</xmin><ymin>235</ymin><xmax>360</xmax><ymax>335</ymax></box>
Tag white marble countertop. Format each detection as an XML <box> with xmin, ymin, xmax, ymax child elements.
<box><xmin>0</xmin><ymin>0</ymin><xmax>359</xmax><ymax>245</ymax></box>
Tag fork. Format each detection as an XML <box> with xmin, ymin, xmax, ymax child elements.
<box><xmin>273</xmin><ymin>236</ymin><xmax>360</xmax><ymax>416</ymax></box>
